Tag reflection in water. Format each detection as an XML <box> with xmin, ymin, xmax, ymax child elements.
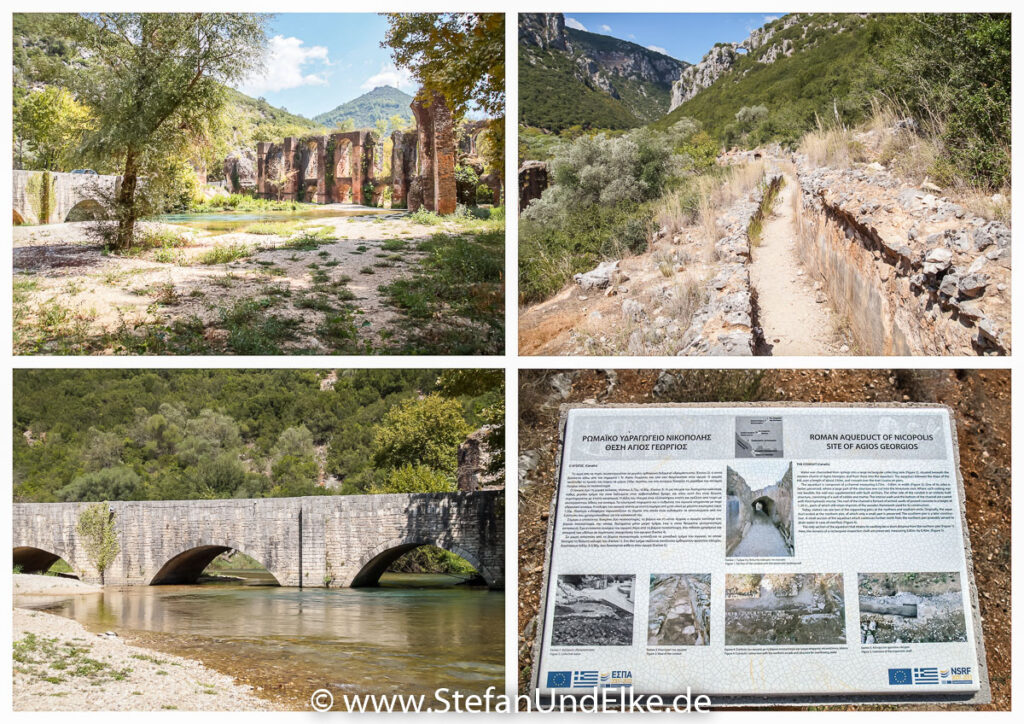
<box><xmin>16</xmin><ymin>573</ymin><xmax>503</xmax><ymax>706</ymax></box>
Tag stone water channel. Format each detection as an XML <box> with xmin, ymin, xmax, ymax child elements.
<box><xmin>15</xmin><ymin>571</ymin><xmax>504</xmax><ymax>709</ymax></box>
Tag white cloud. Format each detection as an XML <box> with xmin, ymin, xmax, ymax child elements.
<box><xmin>237</xmin><ymin>35</ymin><xmax>330</xmax><ymax>94</ymax></box>
<box><xmin>565</xmin><ymin>17</ymin><xmax>587</xmax><ymax>31</ymax></box>
<box><xmin>360</xmin><ymin>62</ymin><xmax>417</xmax><ymax>93</ymax></box>
<box><xmin>628</xmin><ymin>34</ymin><xmax>636</xmax><ymax>40</ymax></box>
<box><xmin>647</xmin><ymin>45</ymin><xmax>669</xmax><ymax>56</ymax></box>
<box><xmin>600</xmin><ymin>24</ymin><xmax>612</xmax><ymax>33</ymax></box>
<box><xmin>763</xmin><ymin>15</ymin><xmax>780</xmax><ymax>23</ymax></box>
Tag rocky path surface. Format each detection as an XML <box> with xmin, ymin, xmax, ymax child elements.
<box><xmin>729</xmin><ymin>511</ymin><xmax>791</xmax><ymax>557</ymax></box>
<box><xmin>749</xmin><ymin>174</ymin><xmax>839</xmax><ymax>355</ymax></box>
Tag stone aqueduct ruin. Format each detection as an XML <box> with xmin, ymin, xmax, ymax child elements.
<box><xmin>225</xmin><ymin>90</ymin><xmax>499</xmax><ymax>213</ymax></box>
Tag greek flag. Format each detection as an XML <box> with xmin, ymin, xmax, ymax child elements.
<box><xmin>572</xmin><ymin>670</ymin><xmax>599</xmax><ymax>688</ymax></box>
<box><xmin>914</xmin><ymin>667</ymin><xmax>940</xmax><ymax>685</ymax></box>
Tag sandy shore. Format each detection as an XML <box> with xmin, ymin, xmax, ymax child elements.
<box><xmin>13</xmin><ymin>608</ymin><xmax>283</xmax><ymax>711</ymax></box>
<box><xmin>13</xmin><ymin>573</ymin><xmax>101</xmax><ymax>595</ymax></box>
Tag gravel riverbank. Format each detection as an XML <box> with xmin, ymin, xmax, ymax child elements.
<box><xmin>13</xmin><ymin>608</ymin><xmax>283</xmax><ymax>711</ymax></box>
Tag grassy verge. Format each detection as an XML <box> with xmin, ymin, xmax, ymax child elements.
<box><xmin>519</xmin><ymin>202</ymin><xmax>652</xmax><ymax>303</ymax></box>
<box><xmin>382</xmin><ymin>229</ymin><xmax>504</xmax><ymax>354</ymax></box>
<box><xmin>747</xmin><ymin>176</ymin><xmax>784</xmax><ymax>247</ymax></box>
<box><xmin>14</xmin><ymin>632</ymin><xmax>132</xmax><ymax>685</ymax></box>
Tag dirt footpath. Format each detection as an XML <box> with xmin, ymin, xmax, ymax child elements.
<box><xmin>750</xmin><ymin>175</ymin><xmax>841</xmax><ymax>354</ymax></box>
<box><xmin>518</xmin><ymin>369</ymin><xmax>1010</xmax><ymax>710</ymax></box>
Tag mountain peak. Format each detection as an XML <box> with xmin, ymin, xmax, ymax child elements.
<box><xmin>313</xmin><ymin>86</ymin><xmax>415</xmax><ymax>131</ymax></box>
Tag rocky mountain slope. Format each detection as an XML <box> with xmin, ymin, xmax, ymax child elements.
<box><xmin>313</xmin><ymin>85</ymin><xmax>415</xmax><ymax>131</ymax></box>
<box><xmin>655</xmin><ymin>13</ymin><xmax>876</xmax><ymax>143</ymax></box>
<box><xmin>519</xmin><ymin>13</ymin><xmax>688</xmax><ymax>131</ymax></box>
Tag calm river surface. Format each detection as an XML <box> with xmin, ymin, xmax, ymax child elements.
<box><xmin>156</xmin><ymin>207</ymin><xmax>395</xmax><ymax>233</ymax></box>
<box><xmin>17</xmin><ymin>573</ymin><xmax>503</xmax><ymax>708</ymax></box>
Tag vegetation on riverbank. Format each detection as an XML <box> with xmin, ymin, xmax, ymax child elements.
<box><xmin>13</xmin><ymin>369</ymin><xmax>504</xmax><ymax>502</ymax></box>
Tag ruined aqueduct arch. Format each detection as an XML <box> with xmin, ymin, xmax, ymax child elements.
<box><xmin>246</xmin><ymin>89</ymin><xmax>461</xmax><ymax>213</ymax></box>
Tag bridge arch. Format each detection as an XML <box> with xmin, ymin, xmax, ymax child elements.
<box><xmin>347</xmin><ymin>536</ymin><xmax>496</xmax><ymax>589</ymax></box>
<box><xmin>14</xmin><ymin>545</ymin><xmax>76</xmax><ymax>576</ymax></box>
<box><xmin>64</xmin><ymin>198</ymin><xmax>107</xmax><ymax>222</ymax></box>
<box><xmin>150</xmin><ymin>542</ymin><xmax>282</xmax><ymax>586</ymax></box>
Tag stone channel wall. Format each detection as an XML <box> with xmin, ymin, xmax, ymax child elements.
<box><xmin>13</xmin><ymin>492</ymin><xmax>504</xmax><ymax>590</ymax></box>
<box><xmin>677</xmin><ymin>173</ymin><xmax>781</xmax><ymax>355</ymax></box>
<box><xmin>794</xmin><ymin>159</ymin><xmax>1010</xmax><ymax>355</ymax></box>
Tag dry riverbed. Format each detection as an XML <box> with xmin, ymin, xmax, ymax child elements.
<box><xmin>13</xmin><ymin>210</ymin><xmax>504</xmax><ymax>355</ymax></box>
<box><xmin>13</xmin><ymin>607</ymin><xmax>282</xmax><ymax>711</ymax></box>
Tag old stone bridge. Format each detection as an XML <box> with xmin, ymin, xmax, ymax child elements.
<box><xmin>13</xmin><ymin>491</ymin><xmax>504</xmax><ymax>589</ymax></box>
<box><xmin>13</xmin><ymin>169</ymin><xmax>120</xmax><ymax>225</ymax></box>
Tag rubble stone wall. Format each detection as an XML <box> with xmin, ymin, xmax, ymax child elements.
<box><xmin>794</xmin><ymin>161</ymin><xmax>1010</xmax><ymax>355</ymax></box>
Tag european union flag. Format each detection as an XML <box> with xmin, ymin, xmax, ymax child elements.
<box><xmin>888</xmin><ymin>668</ymin><xmax>912</xmax><ymax>685</ymax></box>
<box><xmin>547</xmin><ymin>671</ymin><xmax>572</xmax><ymax>688</ymax></box>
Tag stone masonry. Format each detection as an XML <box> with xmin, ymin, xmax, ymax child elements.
<box><xmin>13</xmin><ymin>169</ymin><xmax>121</xmax><ymax>225</ymax></box>
<box><xmin>409</xmin><ymin>90</ymin><xmax>458</xmax><ymax>214</ymax></box>
<box><xmin>13</xmin><ymin>492</ymin><xmax>504</xmax><ymax>590</ymax></box>
<box><xmin>250</xmin><ymin>87</ymin><xmax>460</xmax><ymax>214</ymax></box>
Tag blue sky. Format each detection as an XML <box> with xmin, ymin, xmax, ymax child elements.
<box><xmin>563</xmin><ymin>13</ymin><xmax>787</xmax><ymax>64</ymax></box>
<box><xmin>234</xmin><ymin>13</ymin><xmax>417</xmax><ymax>119</ymax></box>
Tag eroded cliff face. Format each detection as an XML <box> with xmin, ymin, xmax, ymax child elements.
<box><xmin>521</xmin><ymin>13</ymin><xmax>686</xmax><ymax>108</ymax></box>
<box><xmin>519</xmin><ymin>13</ymin><xmax>567</xmax><ymax>51</ymax></box>
<box><xmin>668</xmin><ymin>14</ymin><xmax>831</xmax><ymax>111</ymax></box>
<box><xmin>671</xmin><ymin>44</ymin><xmax>740</xmax><ymax>109</ymax></box>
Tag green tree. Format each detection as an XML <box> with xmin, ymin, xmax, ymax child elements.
<box><xmin>75</xmin><ymin>502</ymin><xmax>120</xmax><ymax>582</ymax></box>
<box><xmin>382</xmin><ymin>13</ymin><xmax>505</xmax><ymax>179</ymax></box>
<box><xmin>13</xmin><ymin>87</ymin><xmax>92</xmax><ymax>171</ymax></box>
<box><xmin>60</xmin><ymin>13</ymin><xmax>268</xmax><ymax>248</ymax></box>
<box><xmin>372</xmin><ymin>394</ymin><xmax>471</xmax><ymax>475</ymax></box>
<box><xmin>371</xmin><ymin>464</ymin><xmax>455</xmax><ymax>494</ymax></box>
<box><xmin>382</xmin><ymin>13</ymin><xmax>503</xmax><ymax>118</ymax></box>
<box><xmin>59</xmin><ymin>466</ymin><xmax>142</xmax><ymax>502</ymax></box>
<box><xmin>876</xmin><ymin>13</ymin><xmax>1010</xmax><ymax>188</ymax></box>
<box><xmin>388</xmin><ymin>113</ymin><xmax>410</xmax><ymax>132</ymax></box>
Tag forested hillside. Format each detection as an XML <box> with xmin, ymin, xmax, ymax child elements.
<box><xmin>519</xmin><ymin>13</ymin><xmax>687</xmax><ymax>132</ymax></box>
<box><xmin>313</xmin><ymin>85</ymin><xmax>415</xmax><ymax>132</ymax></box>
<box><xmin>653</xmin><ymin>14</ymin><xmax>880</xmax><ymax>145</ymax></box>
<box><xmin>13</xmin><ymin>369</ymin><xmax>503</xmax><ymax>503</ymax></box>
<box><xmin>654</xmin><ymin>13</ymin><xmax>1010</xmax><ymax>188</ymax></box>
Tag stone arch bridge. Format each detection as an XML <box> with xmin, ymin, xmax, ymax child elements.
<box><xmin>13</xmin><ymin>170</ymin><xmax>120</xmax><ymax>225</ymax></box>
<box><xmin>13</xmin><ymin>491</ymin><xmax>503</xmax><ymax>589</ymax></box>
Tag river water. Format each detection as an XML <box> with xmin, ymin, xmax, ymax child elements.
<box><xmin>155</xmin><ymin>207</ymin><xmax>396</xmax><ymax>233</ymax></box>
<box><xmin>16</xmin><ymin>572</ymin><xmax>503</xmax><ymax>709</ymax></box>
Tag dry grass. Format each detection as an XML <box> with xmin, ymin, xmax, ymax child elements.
<box><xmin>801</xmin><ymin>99</ymin><xmax>1011</xmax><ymax>224</ymax></box>
<box><xmin>652</xmin><ymin>161</ymin><xmax>767</xmax><ymax>262</ymax></box>
<box><xmin>799</xmin><ymin>121</ymin><xmax>869</xmax><ymax>169</ymax></box>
